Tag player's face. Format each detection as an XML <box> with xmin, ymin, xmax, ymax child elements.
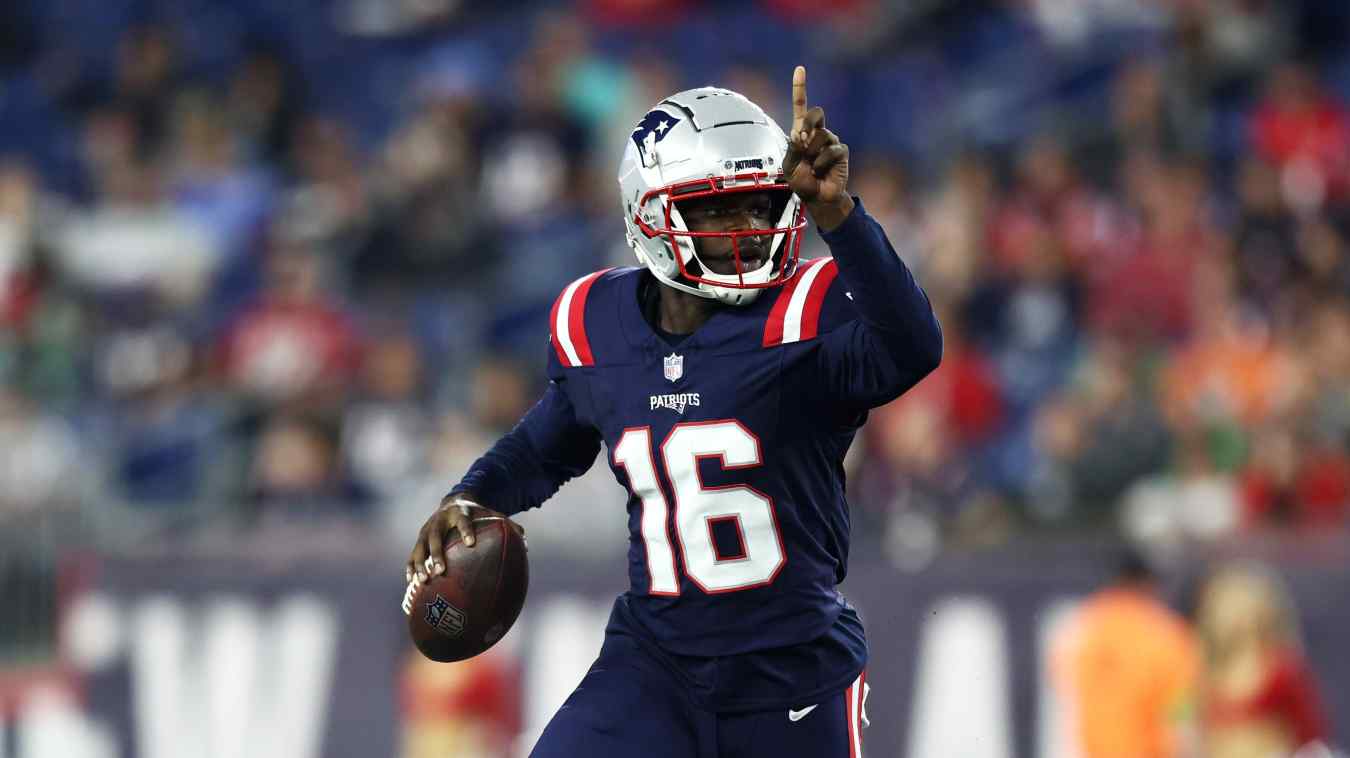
<box><xmin>679</xmin><ymin>192</ymin><xmax>778</xmax><ymax>276</ymax></box>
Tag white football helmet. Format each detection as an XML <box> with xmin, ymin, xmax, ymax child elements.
<box><xmin>618</xmin><ymin>87</ymin><xmax>806</xmax><ymax>306</ymax></box>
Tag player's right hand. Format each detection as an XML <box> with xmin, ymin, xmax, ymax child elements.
<box><xmin>407</xmin><ymin>493</ymin><xmax>502</xmax><ymax>582</ymax></box>
<box><xmin>783</xmin><ymin>65</ymin><xmax>853</xmax><ymax>232</ymax></box>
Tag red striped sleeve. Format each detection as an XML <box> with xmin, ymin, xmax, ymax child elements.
<box><xmin>551</xmin><ymin>269</ymin><xmax>612</xmax><ymax>367</ymax></box>
<box><xmin>548</xmin><ymin>284</ymin><xmax>568</xmax><ymax>365</ymax></box>
<box><xmin>762</xmin><ymin>258</ymin><xmax>825</xmax><ymax>347</ymax></box>
<box><xmin>796</xmin><ymin>259</ymin><xmax>838</xmax><ymax>342</ymax></box>
<box><xmin>566</xmin><ymin>271</ymin><xmax>607</xmax><ymax>366</ymax></box>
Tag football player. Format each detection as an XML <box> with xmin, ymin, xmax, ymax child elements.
<box><xmin>407</xmin><ymin>66</ymin><xmax>942</xmax><ymax>757</ymax></box>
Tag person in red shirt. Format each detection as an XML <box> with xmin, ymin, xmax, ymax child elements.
<box><xmin>1195</xmin><ymin>564</ymin><xmax>1330</xmax><ymax>758</ymax></box>
<box><xmin>1240</xmin><ymin>424</ymin><xmax>1350</xmax><ymax>529</ymax></box>
<box><xmin>217</xmin><ymin>245</ymin><xmax>362</xmax><ymax>402</ymax></box>
<box><xmin>1249</xmin><ymin>62</ymin><xmax>1350</xmax><ymax>208</ymax></box>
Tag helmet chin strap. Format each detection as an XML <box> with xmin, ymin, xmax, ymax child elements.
<box><xmin>709</xmin><ymin>286</ymin><xmax>764</xmax><ymax>306</ymax></box>
<box><xmin>643</xmin><ymin>257</ymin><xmax>766</xmax><ymax>306</ymax></box>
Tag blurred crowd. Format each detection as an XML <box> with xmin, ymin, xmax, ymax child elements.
<box><xmin>0</xmin><ymin>0</ymin><xmax>1349</xmax><ymax>559</ymax></box>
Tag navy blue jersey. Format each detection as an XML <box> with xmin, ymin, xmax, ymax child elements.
<box><xmin>452</xmin><ymin>198</ymin><xmax>941</xmax><ymax>711</ymax></box>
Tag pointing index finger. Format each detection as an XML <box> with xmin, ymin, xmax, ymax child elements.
<box><xmin>792</xmin><ymin>65</ymin><xmax>808</xmax><ymax>136</ymax></box>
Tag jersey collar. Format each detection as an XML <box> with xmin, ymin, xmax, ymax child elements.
<box><xmin>619</xmin><ymin>269</ymin><xmax>778</xmax><ymax>356</ymax></box>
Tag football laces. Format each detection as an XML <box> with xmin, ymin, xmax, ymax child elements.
<box><xmin>401</xmin><ymin>574</ymin><xmax>422</xmax><ymax>616</ymax></box>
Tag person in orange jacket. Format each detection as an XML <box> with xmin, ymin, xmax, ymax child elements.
<box><xmin>1053</xmin><ymin>549</ymin><xmax>1201</xmax><ymax>758</ymax></box>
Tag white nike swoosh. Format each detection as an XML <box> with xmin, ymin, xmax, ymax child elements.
<box><xmin>788</xmin><ymin>704</ymin><xmax>818</xmax><ymax>722</ymax></box>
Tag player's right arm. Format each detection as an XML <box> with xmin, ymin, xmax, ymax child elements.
<box><xmin>783</xmin><ymin>66</ymin><xmax>943</xmax><ymax>411</ymax></box>
<box><xmin>407</xmin><ymin>370</ymin><xmax>602</xmax><ymax>582</ymax></box>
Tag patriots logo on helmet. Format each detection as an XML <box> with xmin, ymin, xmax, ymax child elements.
<box><xmin>631</xmin><ymin>109</ymin><xmax>680</xmax><ymax>167</ymax></box>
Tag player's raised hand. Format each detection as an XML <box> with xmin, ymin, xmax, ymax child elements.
<box><xmin>783</xmin><ymin>65</ymin><xmax>853</xmax><ymax>230</ymax></box>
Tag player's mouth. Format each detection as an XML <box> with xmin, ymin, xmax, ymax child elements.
<box><xmin>705</xmin><ymin>244</ymin><xmax>768</xmax><ymax>275</ymax></box>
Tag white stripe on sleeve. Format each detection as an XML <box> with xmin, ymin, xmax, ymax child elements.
<box><xmin>781</xmin><ymin>258</ymin><xmax>830</xmax><ymax>344</ymax></box>
<box><xmin>553</xmin><ymin>276</ymin><xmax>587</xmax><ymax>367</ymax></box>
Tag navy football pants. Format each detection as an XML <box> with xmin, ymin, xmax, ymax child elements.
<box><xmin>530</xmin><ymin>632</ymin><xmax>868</xmax><ymax>758</ymax></box>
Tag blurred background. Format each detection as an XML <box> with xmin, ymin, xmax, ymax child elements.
<box><xmin>0</xmin><ymin>0</ymin><xmax>1348</xmax><ymax>756</ymax></box>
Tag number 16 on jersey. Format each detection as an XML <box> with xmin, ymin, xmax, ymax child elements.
<box><xmin>613</xmin><ymin>420</ymin><xmax>786</xmax><ymax>595</ymax></box>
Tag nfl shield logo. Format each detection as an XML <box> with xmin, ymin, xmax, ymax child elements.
<box><xmin>425</xmin><ymin>594</ymin><xmax>467</xmax><ymax>638</ymax></box>
<box><xmin>663</xmin><ymin>353</ymin><xmax>684</xmax><ymax>382</ymax></box>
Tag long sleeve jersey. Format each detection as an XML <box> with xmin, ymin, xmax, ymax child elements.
<box><xmin>451</xmin><ymin>198</ymin><xmax>941</xmax><ymax>710</ymax></box>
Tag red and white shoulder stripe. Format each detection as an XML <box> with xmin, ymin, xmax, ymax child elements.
<box><xmin>763</xmin><ymin>257</ymin><xmax>839</xmax><ymax>347</ymax></box>
<box><xmin>550</xmin><ymin>269</ymin><xmax>612</xmax><ymax>368</ymax></box>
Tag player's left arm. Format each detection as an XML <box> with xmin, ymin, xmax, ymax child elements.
<box><xmin>784</xmin><ymin>65</ymin><xmax>943</xmax><ymax>409</ymax></box>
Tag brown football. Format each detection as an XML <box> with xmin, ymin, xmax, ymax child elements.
<box><xmin>405</xmin><ymin>515</ymin><xmax>529</xmax><ymax>662</ymax></box>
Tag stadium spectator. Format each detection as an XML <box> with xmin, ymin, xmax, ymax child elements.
<box><xmin>111</xmin><ymin>25</ymin><xmax>181</xmax><ymax>156</ymax></box>
<box><xmin>859</xmin><ymin>306</ymin><xmax>1001</xmax><ymax>547</ymax></box>
<box><xmin>216</xmin><ymin>242</ymin><xmax>363</xmax><ymax>404</ymax></box>
<box><xmin>0</xmin><ymin>161</ymin><xmax>85</xmax><ymax>407</ymax></box>
<box><xmin>246</xmin><ymin>412</ymin><xmax>371</xmax><ymax>521</ymax></box>
<box><xmin>54</xmin><ymin>156</ymin><xmax>218</xmax><ymax>308</ymax></box>
<box><xmin>1121</xmin><ymin>430</ymin><xmax>1244</xmax><ymax>546</ymax></box>
<box><xmin>94</xmin><ymin>321</ymin><xmax>235</xmax><ymax>507</ymax></box>
<box><xmin>467</xmin><ymin>355</ymin><xmax>533</xmax><ymax>436</ymax></box>
<box><xmin>1028</xmin><ymin>338</ymin><xmax>1172</xmax><ymax>523</ymax></box>
<box><xmin>283</xmin><ymin>116</ymin><xmax>371</xmax><ymax>253</ymax></box>
<box><xmin>399</xmin><ymin>644</ymin><xmax>520</xmax><ymax>758</ymax></box>
<box><xmin>849</xmin><ymin>161</ymin><xmax>921</xmax><ymax>267</ymax></box>
<box><xmin>0</xmin><ymin>161</ymin><xmax>41</xmax><ymax>330</ymax></box>
<box><xmin>354</xmin><ymin>91</ymin><xmax>487</xmax><ymax>299</ymax></box>
<box><xmin>1293</xmin><ymin>220</ymin><xmax>1350</xmax><ymax>309</ymax></box>
<box><xmin>862</xmin><ymin>366</ymin><xmax>965</xmax><ymax>522</ymax></box>
<box><xmin>1086</xmin><ymin>59</ymin><xmax>1190</xmax><ymax>180</ymax></box>
<box><xmin>1052</xmin><ymin>549</ymin><xmax>1199</xmax><ymax>758</ymax></box>
<box><xmin>966</xmin><ymin>217</ymin><xmax>1081</xmax><ymax>413</ymax></box>
<box><xmin>1160</xmin><ymin>258</ymin><xmax>1302</xmax><ymax>432</ymax></box>
<box><xmin>1300</xmin><ymin>300</ymin><xmax>1350</xmax><ymax>446</ymax></box>
<box><xmin>1239</xmin><ymin>422</ymin><xmax>1350</xmax><ymax>529</ymax></box>
<box><xmin>990</xmin><ymin>135</ymin><xmax>1121</xmax><ymax>272</ymax></box>
<box><xmin>918</xmin><ymin>152</ymin><xmax>996</xmax><ymax>306</ymax></box>
<box><xmin>341</xmin><ymin>332</ymin><xmax>433</xmax><ymax>497</ymax></box>
<box><xmin>165</xmin><ymin>88</ymin><xmax>275</xmax><ymax>270</ymax></box>
<box><xmin>886</xmin><ymin>306</ymin><xmax>1005</xmax><ymax>452</ymax></box>
<box><xmin>0</xmin><ymin>385</ymin><xmax>85</xmax><ymax>517</ymax></box>
<box><xmin>226</xmin><ymin>46</ymin><xmax>307</xmax><ymax>166</ymax></box>
<box><xmin>1089</xmin><ymin>156</ymin><xmax>1217</xmax><ymax>345</ymax></box>
<box><xmin>1195</xmin><ymin>564</ymin><xmax>1330</xmax><ymax>758</ymax></box>
<box><xmin>1249</xmin><ymin>62</ymin><xmax>1350</xmax><ymax>212</ymax></box>
<box><xmin>1231</xmin><ymin>156</ymin><xmax>1301</xmax><ymax>316</ymax></box>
